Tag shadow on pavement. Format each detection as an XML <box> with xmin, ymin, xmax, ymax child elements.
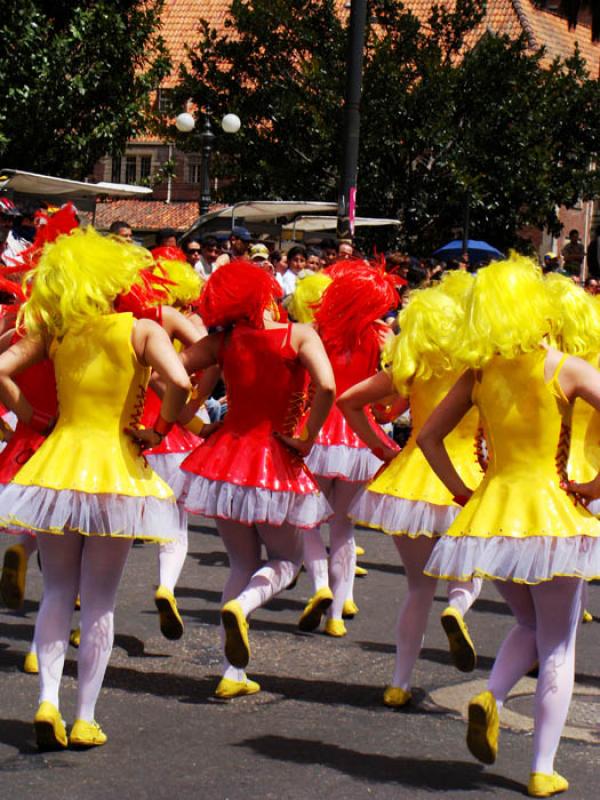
<box><xmin>234</xmin><ymin>734</ymin><xmax>524</xmax><ymax>793</ymax></box>
<box><xmin>355</xmin><ymin>640</ymin><xmax>496</xmax><ymax>672</ymax></box>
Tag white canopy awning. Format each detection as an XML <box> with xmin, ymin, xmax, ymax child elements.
<box><xmin>283</xmin><ymin>215</ymin><xmax>401</xmax><ymax>233</ymax></box>
<box><xmin>0</xmin><ymin>168</ymin><xmax>152</xmax><ymax>199</ymax></box>
<box><xmin>184</xmin><ymin>200</ymin><xmax>339</xmax><ymax>238</ymax></box>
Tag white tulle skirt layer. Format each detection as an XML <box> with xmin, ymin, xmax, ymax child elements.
<box><xmin>181</xmin><ymin>474</ymin><xmax>332</xmax><ymax>529</ymax></box>
<box><xmin>146</xmin><ymin>452</ymin><xmax>189</xmax><ymax>502</ymax></box>
<box><xmin>306</xmin><ymin>443</ymin><xmax>383</xmax><ymax>482</ymax></box>
<box><xmin>425</xmin><ymin>534</ymin><xmax>600</xmax><ymax>584</ymax></box>
<box><xmin>587</xmin><ymin>499</ymin><xmax>600</xmax><ymax>516</ymax></box>
<box><xmin>349</xmin><ymin>490</ymin><xmax>458</xmax><ymax>538</ymax></box>
<box><xmin>0</xmin><ymin>483</ymin><xmax>184</xmax><ymax>543</ymax></box>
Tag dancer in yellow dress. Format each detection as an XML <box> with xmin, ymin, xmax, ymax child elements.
<box><xmin>419</xmin><ymin>255</ymin><xmax>600</xmax><ymax>798</ymax></box>
<box><xmin>339</xmin><ymin>273</ymin><xmax>484</xmax><ymax>707</ymax></box>
<box><xmin>0</xmin><ymin>226</ymin><xmax>192</xmax><ymax>751</ymax></box>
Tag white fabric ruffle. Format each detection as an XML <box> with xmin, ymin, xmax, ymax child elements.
<box><xmin>425</xmin><ymin>534</ymin><xmax>600</xmax><ymax>584</ymax></box>
<box><xmin>146</xmin><ymin>452</ymin><xmax>189</xmax><ymax>502</ymax></box>
<box><xmin>0</xmin><ymin>483</ymin><xmax>183</xmax><ymax>542</ymax></box>
<box><xmin>182</xmin><ymin>474</ymin><xmax>332</xmax><ymax>529</ymax></box>
<box><xmin>306</xmin><ymin>443</ymin><xmax>383</xmax><ymax>482</ymax></box>
<box><xmin>349</xmin><ymin>490</ymin><xmax>458</xmax><ymax>538</ymax></box>
<box><xmin>586</xmin><ymin>499</ymin><xmax>600</xmax><ymax>517</ymax></box>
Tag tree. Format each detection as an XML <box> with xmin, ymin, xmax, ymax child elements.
<box><xmin>0</xmin><ymin>1</ymin><xmax>170</xmax><ymax>179</ymax></box>
<box><xmin>176</xmin><ymin>0</ymin><xmax>600</xmax><ymax>252</ymax></box>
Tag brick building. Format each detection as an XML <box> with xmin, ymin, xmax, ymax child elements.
<box><xmin>93</xmin><ymin>0</ymin><xmax>600</xmax><ymax>258</ymax></box>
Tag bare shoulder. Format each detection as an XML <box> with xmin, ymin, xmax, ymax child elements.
<box><xmin>291</xmin><ymin>322</ymin><xmax>319</xmax><ymax>346</ymax></box>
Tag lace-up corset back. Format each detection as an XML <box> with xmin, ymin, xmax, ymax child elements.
<box><xmin>51</xmin><ymin>313</ymin><xmax>148</xmax><ymax>436</ymax></box>
<box><xmin>220</xmin><ymin>323</ymin><xmax>307</xmax><ymax>436</ymax></box>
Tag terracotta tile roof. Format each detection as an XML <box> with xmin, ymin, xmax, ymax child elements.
<box><xmin>404</xmin><ymin>1</ymin><xmax>599</xmax><ymax>74</ymax></box>
<box><xmin>160</xmin><ymin>1</ymin><xmax>232</xmax><ymax>88</ymax></box>
<box><xmin>94</xmin><ymin>199</ymin><xmax>201</xmax><ymax>231</ymax></box>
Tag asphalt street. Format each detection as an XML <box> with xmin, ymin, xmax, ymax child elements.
<box><xmin>0</xmin><ymin>517</ymin><xmax>599</xmax><ymax>799</ymax></box>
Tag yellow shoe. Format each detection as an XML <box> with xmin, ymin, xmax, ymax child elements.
<box><xmin>69</xmin><ymin>719</ymin><xmax>107</xmax><ymax>748</ymax></box>
<box><xmin>582</xmin><ymin>609</ymin><xmax>593</xmax><ymax>624</ymax></box>
<box><xmin>383</xmin><ymin>686</ymin><xmax>412</xmax><ymax>708</ymax></box>
<box><xmin>355</xmin><ymin>545</ymin><xmax>365</xmax><ymax>556</ymax></box>
<box><xmin>342</xmin><ymin>600</ymin><xmax>359</xmax><ymax>619</ymax></box>
<box><xmin>34</xmin><ymin>701</ymin><xmax>67</xmax><ymax>751</ymax></box>
<box><xmin>23</xmin><ymin>651</ymin><xmax>39</xmax><ymax>674</ymax></box>
<box><xmin>74</xmin><ymin>594</ymin><xmax>81</xmax><ymax>611</ymax></box>
<box><xmin>467</xmin><ymin>690</ymin><xmax>499</xmax><ymax>765</ymax></box>
<box><xmin>215</xmin><ymin>676</ymin><xmax>261</xmax><ymax>699</ymax></box>
<box><xmin>324</xmin><ymin>618</ymin><xmax>347</xmax><ymax>637</ymax></box>
<box><xmin>527</xmin><ymin>772</ymin><xmax>569</xmax><ymax>797</ymax></box>
<box><xmin>355</xmin><ymin>565</ymin><xmax>368</xmax><ymax>577</ymax></box>
<box><xmin>154</xmin><ymin>585</ymin><xmax>184</xmax><ymax>640</ymax></box>
<box><xmin>298</xmin><ymin>587</ymin><xmax>334</xmax><ymax>631</ymax></box>
<box><xmin>1</xmin><ymin>544</ymin><xmax>27</xmax><ymax>609</ymax></box>
<box><xmin>221</xmin><ymin>600</ymin><xmax>250</xmax><ymax>668</ymax></box>
<box><xmin>69</xmin><ymin>627</ymin><xmax>81</xmax><ymax>648</ymax></box>
<box><xmin>441</xmin><ymin>606</ymin><xmax>477</xmax><ymax>672</ymax></box>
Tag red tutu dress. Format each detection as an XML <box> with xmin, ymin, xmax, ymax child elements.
<box><xmin>181</xmin><ymin>322</ymin><xmax>331</xmax><ymax>528</ymax></box>
<box><xmin>0</xmin><ymin>355</ymin><xmax>56</xmax><ymax>492</ymax></box>
<box><xmin>305</xmin><ymin>324</ymin><xmax>395</xmax><ymax>481</ymax></box>
<box><xmin>142</xmin><ymin>386</ymin><xmax>201</xmax><ymax>501</ymax></box>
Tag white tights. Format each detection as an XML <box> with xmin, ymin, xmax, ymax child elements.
<box><xmin>487</xmin><ymin>577</ymin><xmax>583</xmax><ymax>774</ymax></box>
<box><xmin>390</xmin><ymin>537</ymin><xmax>482</xmax><ymax>690</ymax></box>
<box><xmin>217</xmin><ymin>519</ymin><xmax>302</xmax><ymax>680</ymax></box>
<box><xmin>17</xmin><ymin>532</ymin><xmax>39</xmax><ymax>558</ymax></box>
<box><xmin>302</xmin><ymin>477</ymin><xmax>362</xmax><ymax>619</ymax></box>
<box><xmin>157</xmin><ymin>524</ymin><xmax>188</xmax><ymax>593</ymax></box>
<box><xmin>35</xmin><ymin>532</ymin><xmax>131</xmax><ymax>722</ymax></box>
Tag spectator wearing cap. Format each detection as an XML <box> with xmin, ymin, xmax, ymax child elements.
<box><xmin>108</xmin><ymin>220</ymin><xmax>133</xmax><ymax>242</ymax></box>
<box><xmin>214</xmin><ymin>225</ymin><xmax>252</xmax><ymax>267</ymax></box>
<box><xmin>542</xmin><ymin>252</ymin><xmax>560</xmax><ymax>274</ymax></box>
<box><xmin>249</xmin><ymin>243</ymin><xmax>275</xmax><ymax>275</ymax></box>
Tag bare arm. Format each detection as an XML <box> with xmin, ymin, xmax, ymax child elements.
<box><xmin>278</xmin><ymin>324</ymin><xmax>336</xmax><ymax>456</ymax></box>
<box><xmin>416</xmin><ymin>370</ymin><xmax>475</xmax><ymax>501</ymax></box>
<box><xmin>0</xmin><ymin>334</ymin><xmax>47</xmax><ymax>424</ymax></box>
<box><xmin>129</xmin><ymin>319</ymin><xmax>192</xmax><ymax>447</ymax></box>
<box><xmin>161</xmin><ymin>305</ymin><xmax>206</xmax><ymax>347</ymax></box>
<box><xmin>554</xmin><ymin>351</ymin><xmax>600</xmax><ymax>498</ymax></box>
<box><xmin>179</xmin><ymin>332</ymin><xmax>222</xmax><ymax>374</ymax></box>
<box><xmin>338</xmin><ymin>370</ymin><xmax>404</xmax><ymax>462</ymax></box>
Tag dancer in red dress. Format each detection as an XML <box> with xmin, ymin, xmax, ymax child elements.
<box><xmin>298</xmin><ymin>262</ymin><xmax>401</xmax><ymax>636</ymax></box>
<box><xmin>176</xmin><ymin>260</ymin><xmax>335</xmax><ymax>698</ymax></box>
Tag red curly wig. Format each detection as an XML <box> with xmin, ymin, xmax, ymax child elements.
<box><xmin>199</xmin><ymin>259</ymin><xmax>282</xmax><ymax>329</ymax></box>
<box><xmin>315</xmin><ymin>261</ymin><xmax>401</xmax><ymax>351</ymax></box>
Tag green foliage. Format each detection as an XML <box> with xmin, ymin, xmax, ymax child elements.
<box><xmin>176</xmin><ymin>0</ymin><xmax>600</xmax><ymax>252</ymax></box>
<box><xmin>0</xmin><ymin>1</ymin><xmax>171</xmax><ymax>179</ymax></box>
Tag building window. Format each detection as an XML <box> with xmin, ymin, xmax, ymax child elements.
<box><xmin>125</xmin><ymin>156</ymin><xmax>137</xmax><ymax>184</ymax></box>
<box><xmin>158</xmin><ymin>88</ymin><xmax>174</xmax><ymax>115</ymax></box>
<box><xmin>187</xmin><ymin>156</ymin><xmax>201</xmax><ymax>184</ymax></box>
<box><xmin>140</xmin><ymin>156</ymin><xmax>152</xmax><ymax>180</ymax></box>
<box><xmin>111</xmin><ymin>156</ymin><xmax>122</xmax><ymax>183</ymax></box>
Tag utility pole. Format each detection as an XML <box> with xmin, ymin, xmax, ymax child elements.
<box><xmin>337</xmin><ymin>0</ymin><xmax>368</xmax><ymax>241</ymax></box>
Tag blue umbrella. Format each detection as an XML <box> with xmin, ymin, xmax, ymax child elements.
<box><xmin>432</xmin><ymin>239</ymin><xmax>504</xmax><ymax>265</ymax></box>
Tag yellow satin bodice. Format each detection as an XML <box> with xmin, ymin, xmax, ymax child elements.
<box><xmin>13</xmin><ymin>313</ymin><xmax>173</xmax><ymax>499</ymax></box>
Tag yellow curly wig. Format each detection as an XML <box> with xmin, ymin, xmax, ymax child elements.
<box><xmin>545</xmin><ymin>272</ymin><xmax>600</xmax><ymax>356</ymax></box>
<box><xmin>458</xmin><ymin>253</ymin><xmax>555</xmax><ymax>368</ymax></box>
<box><xmin>385</xmin><ymin>270</ymin><xmax>473</xmax><ymax>396</ymax></box>
<box><xmin>154</xmin><ymin>257</ymin><xmax>203</xmax><ymax>307</ymax></box>
<box><xmin>287</xmin><ymin>272</ymin><xmax>332</xmax><ymax>323</ymax></box>
<box><xmin>20</xmin><ymin>226</ymin><xmax>153</xmax><ymax>338</ymax></box>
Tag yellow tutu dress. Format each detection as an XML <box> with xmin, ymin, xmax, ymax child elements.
<box><xmin>567</xmin><ymin>354</ymin><xmax>600</xmax><ymax>516</ymax></box>
<box><xmin>425</xmin><ymin>350</ymin><xmax>600</xmax><ymax>584</ymax></box>
<box><xmin>0</xmin><ymin>313</ymin><xmax>179</xmax><ymax>541</ymax></box>
<box><xmin>349</xmin><ymin>369</ymin><xmax>484</xmax><ymax>536</ymax></box>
